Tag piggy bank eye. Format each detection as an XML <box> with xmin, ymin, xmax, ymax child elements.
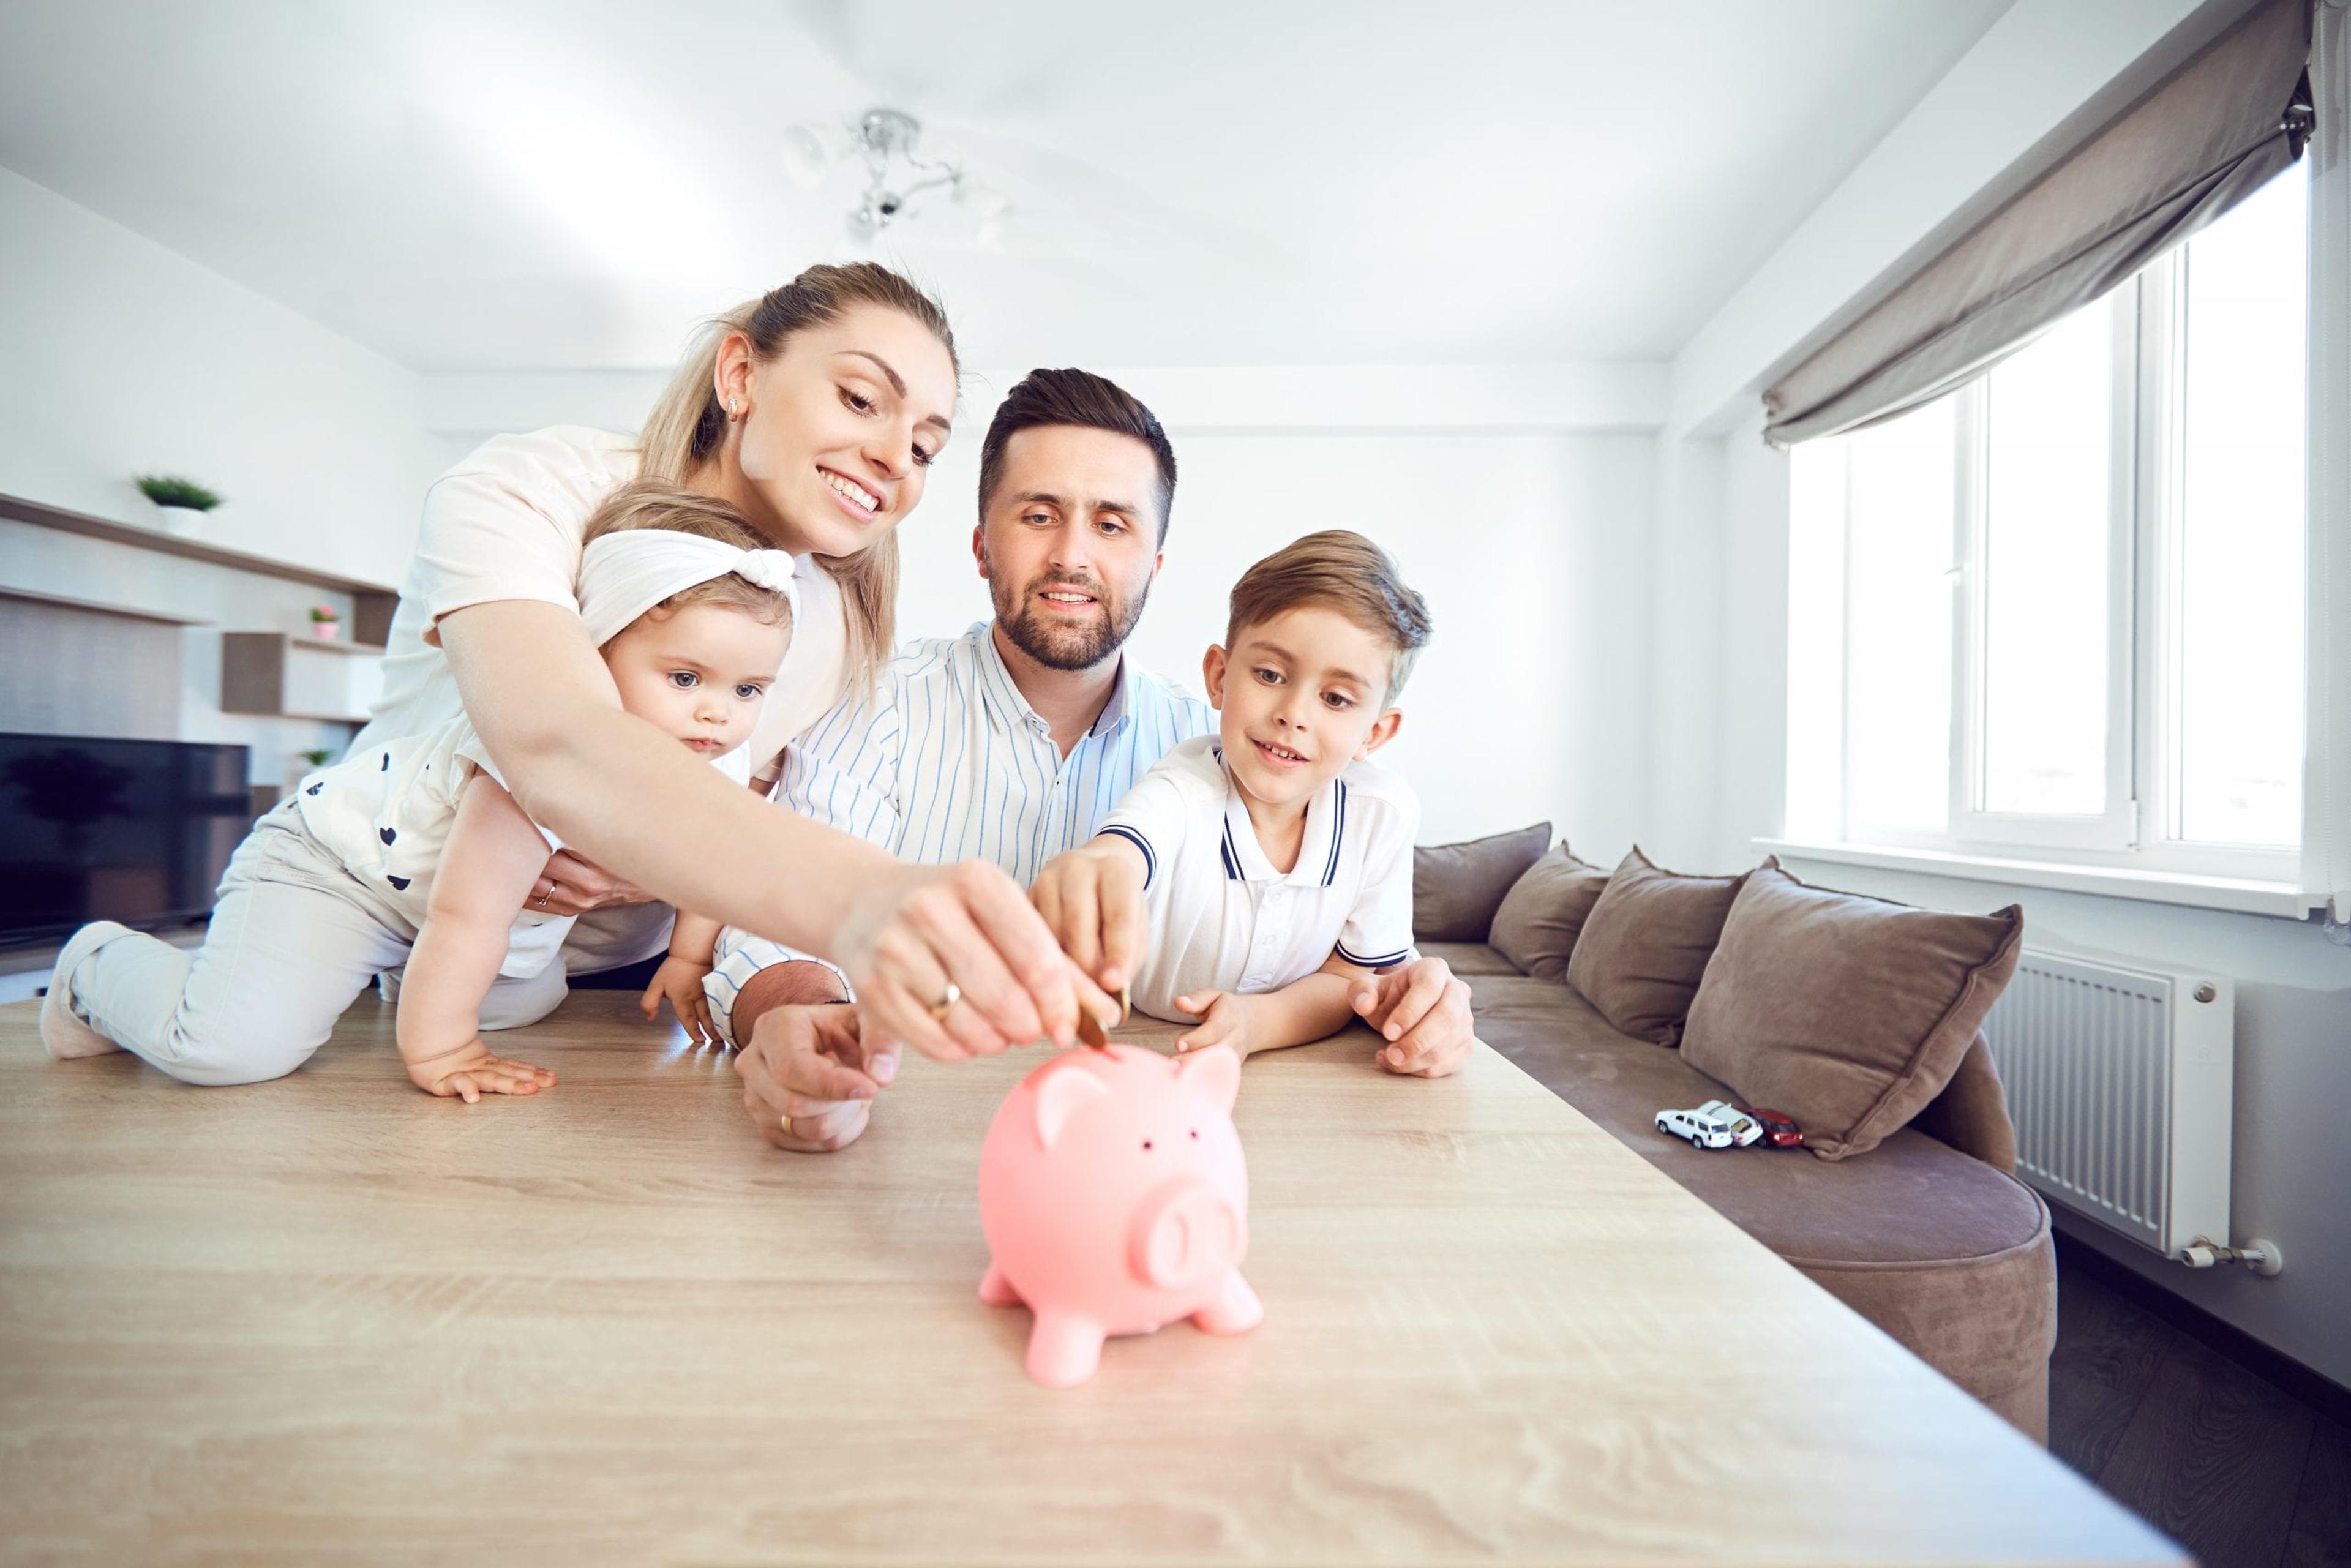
<box><xmin>1189</xmin><ymin>1129</ymin><xmax>1199</xmax><ymax>1139</ymax></box>
<box><xmin>1141</xmin><ymin>1139</ymin><xmax>1154</xmax><ymax>1151</ymax></box>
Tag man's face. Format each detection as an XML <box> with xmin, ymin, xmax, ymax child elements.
<box><xmin>974</xmin><ymin>424</ymin><xmax>1165</xmax><ymax>672</ymax></box>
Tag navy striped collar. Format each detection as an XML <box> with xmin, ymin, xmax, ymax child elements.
<box><xmin>1211</xmin><ymin>745</ymin><xmax>1348</xmax><ymax>887</ymax></box>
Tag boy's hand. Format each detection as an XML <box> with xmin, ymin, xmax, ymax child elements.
<box><xmin>402</xmin><ymin>1038</ymin><xmax>558</xmax><ymax>1103</ymax></box>
<box><xmin>1174</xmin><ymin>989</ymin><xmax>1259</xmax><ymax>1059</ymax></box>
<box><xmin>1029</xmin><ymin>843</ymin><xmax>1147</xmax><ymax>992</ymax></box>
<box><xmin>640</xmin><ymin>955</ymin><xmax>720</xmax><ymax>1046</ymax></box>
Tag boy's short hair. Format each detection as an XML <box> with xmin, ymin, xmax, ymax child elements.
<box><xmin>1226</xmin><ymin>530</ymin><xmax>1432</xmax><ymax>702</ymax></box>
<box><xmin>580</xmin><ymin>482</ymin><xmax>793</xmax><ymax>629</ymax></box>
<box><xmin>978</xmin><ymin>367</ymin><xmax>1177</xmax><ymax>542</ymax></box>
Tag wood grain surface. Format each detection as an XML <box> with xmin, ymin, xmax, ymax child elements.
<box><xmin>0</xmin><ymin>991</ymin><xmax>2183</xmax><ymax>1566</ymax></box>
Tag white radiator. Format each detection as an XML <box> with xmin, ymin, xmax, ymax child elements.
<box><xmin>1979</xmin><ymin>950</ymin><xmax>2235</xmax><ymax>1260</ymax></box>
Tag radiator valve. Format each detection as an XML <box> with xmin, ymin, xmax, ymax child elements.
<box><xmin>2179</xmin><ymin>1237</ymin><xmax>2284</xmax><ymax>1275</ymax></box>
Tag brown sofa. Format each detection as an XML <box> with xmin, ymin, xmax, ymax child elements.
<box><xmin>1420</xmin><ymin>833</ymin><xmax>2058</xmax><ymax>1441</ymax></box>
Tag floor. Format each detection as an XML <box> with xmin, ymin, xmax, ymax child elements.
<box><xmin>2050</xmin><ymin>1240</ymin><xmax>2350</xmax><ymax>1568</ymax></box>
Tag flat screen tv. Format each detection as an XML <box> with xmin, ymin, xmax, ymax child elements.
<box><xmin>1</xmin><ymin>733</ymin><xmax>252</xmax><ymax>948</ymax></box>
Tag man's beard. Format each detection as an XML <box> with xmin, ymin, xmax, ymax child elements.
<box><xmin>992</xmin><ymin>569</ymin><xmax>1149</xmax><ymax>672</ymax></box>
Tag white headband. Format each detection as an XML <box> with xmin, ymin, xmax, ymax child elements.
<box><xmin>577</xmin><ymin>530</ymin><xmax>802</xmax><ymax>648</ymax></box>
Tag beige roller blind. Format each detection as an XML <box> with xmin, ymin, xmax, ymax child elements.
<box><xmin>1764</xmin><ymin>0</ymin><xmax>2314</xmax><ymax>447</ymax></box>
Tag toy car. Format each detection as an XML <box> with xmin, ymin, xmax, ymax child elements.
<box><xmin>1738</xmin><ymin>1106</ymin><xmax>1805</xmax><ymax>1148</ymax></box>
<box><xmin>1654</xmin><ymin>1100</ymin><xmax>1763</xmax><ymax>1150</ymax></box>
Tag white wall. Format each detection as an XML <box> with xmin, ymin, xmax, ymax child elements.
<box><xmin>0</xmin><ymin>166</ymin><xmax>437</xmax><ymax>587</ymax></box>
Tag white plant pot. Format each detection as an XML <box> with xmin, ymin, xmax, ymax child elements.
<box><xmin>310</xmin><ymin>621</ymin><xmax>340</xmax><ymax>641</ymax></box>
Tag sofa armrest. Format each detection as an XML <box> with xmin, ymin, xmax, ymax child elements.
<box><xmin>1908</xmin><ymin>1032</ymin><xmax>2019</xmax><ymax>1173</ymax></box>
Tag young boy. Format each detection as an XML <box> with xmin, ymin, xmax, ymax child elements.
<box><xmin>1029</xmin><ymin>529</ymin><xmax>1446</xmax><ymax>1067</ymax></box>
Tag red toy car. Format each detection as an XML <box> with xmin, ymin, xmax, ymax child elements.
<box><xmin>1738</xmin><ymin>1107</ymin><xmax>1804</xmax><ymax>1148</ymax></box>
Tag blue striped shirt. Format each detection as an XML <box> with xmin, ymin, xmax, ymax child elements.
<box><xmin>778</xmin><ymin>621</ymin><xmax>1216</xmax><ymax>882</ymax></box>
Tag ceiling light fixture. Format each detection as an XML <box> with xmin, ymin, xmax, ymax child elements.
<box><xmin>846</xmin><ymin>107</ymin><xmax>962</xmax><ymax>239</ymax></box>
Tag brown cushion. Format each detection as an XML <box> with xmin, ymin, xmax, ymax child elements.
<box><xmin>1488</xmin><ymin>844</ymin><xmax>1610</xmax><ymax>980</ymax></box>
<box><xmin>1564</xmin><ymin>847</ymin><xmax>1761</xmax><ymax>1046</ymax></box>
<box><xmin>1681</xmin><ymin>865</ymin><xmax>2025</xmax><ymax>1161</ymax></box>
<box><xmin>1412</xmin><ymin>822</ymin><xmax>1550</xmax><ymax>942</ymax></box>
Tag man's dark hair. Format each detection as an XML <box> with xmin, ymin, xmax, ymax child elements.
<box><xmin>977</xmin><ymin>368</ymin><xmax>1177</xmax><ymax>542</ymax></box>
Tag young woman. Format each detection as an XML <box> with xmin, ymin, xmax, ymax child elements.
<box><xmin>359</xmin><ymin>263</ymin><xmax>1097</xmax><ymax>1063</ymax></box>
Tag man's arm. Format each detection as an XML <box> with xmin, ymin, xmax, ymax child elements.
<box><xmin>719</xmin><ymin>686</ymin><xmax>910</xmax><ymax>1036</ymax></box>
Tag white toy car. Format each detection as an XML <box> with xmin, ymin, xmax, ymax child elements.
<box><xmin>1655</xmin><ymin>1100</ymin><xmax>1764</xmax><ymax>1151</ymax></box>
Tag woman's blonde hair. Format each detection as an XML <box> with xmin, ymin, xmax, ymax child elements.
<box><xmin>636</xmin><ymin>262</ymin><xmax>957</xmax><ymax>685</ymax></box>
<box><xmin>581</xmin><ymin>483</ymin><xmax>794</xmax><ymax>633</ymax></box>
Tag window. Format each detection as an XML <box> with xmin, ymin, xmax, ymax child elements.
<box><xmin>1787</xmin><ymin>167</ymin><xmax>2310</xmax><ymax>886</ymax></box>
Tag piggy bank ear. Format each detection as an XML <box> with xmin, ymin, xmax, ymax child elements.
<box><xmin>1174</xmin><ymin>1043</ymin><xmax>1241</xmax><ymax>1112</ymax></box>
<box><xmin>1033</xmin><ymin>1062</ymin><xmax>1111</xmax><ymax>1150</ymax></box>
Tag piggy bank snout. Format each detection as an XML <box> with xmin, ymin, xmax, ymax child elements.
<box><xmin>1126</xmin><ymin>1179</ymin><xmax>1245</xmax><ymax>1292</ymax></box>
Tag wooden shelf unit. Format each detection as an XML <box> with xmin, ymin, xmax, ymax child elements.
<box><xmin>220</xmin><ymin>632</ymin><xmax>387</xmax><ymax>725</ymax></box>
<box><xmin>0</xmin><ymin>492</ymin><xmax>399</xmax><ymax>643</ymax></box>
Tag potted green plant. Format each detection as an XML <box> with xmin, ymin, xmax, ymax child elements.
<box><xmin>135</xmin><ymin>475</ymin><xmax>221</xmax><ymax>535</ymax></box>
<box><xmin>135</xmin><ymin>475</ymin><xmax>221</xmax><ymax>516</ymax></box>
<box><xmin>309</xmin><ymin>603</ymin><xmax>341</xmax><ymax>641</ymax></box>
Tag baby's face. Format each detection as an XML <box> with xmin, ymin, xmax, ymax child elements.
<box><xmin>1205</xmin><ymin>606</ymin><xmax>1401</xmax><ymax>812</ymax></box>
<box><xmin>602</xmin><ymin>602</ymin><xmax>792</xmax><ymax>760</ymax></box>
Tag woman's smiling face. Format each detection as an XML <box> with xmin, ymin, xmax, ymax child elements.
<box><xmin>720</xmin><ymin>302</ymin><xmax>958</xmax><ymax>559</ymax></box>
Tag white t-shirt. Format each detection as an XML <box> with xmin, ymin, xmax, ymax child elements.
<box><xmin>1097</xmin><ymin>735</ymin><xmax>1420</xmax><ymax>1024</ymax></box>
<box><xmin>357</xmin><ymin>426</ymin><xmax>849</xmax><ymax>779</ymax></box>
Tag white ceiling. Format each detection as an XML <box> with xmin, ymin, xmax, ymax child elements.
<box><xmin>0</xmin><ymin>0</ymin><xmax>2012</xmax><ymax>373</ymax></box>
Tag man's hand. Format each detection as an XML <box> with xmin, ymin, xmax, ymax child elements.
<box><xmin>1350</xmin><ymin>956</ymin><xmax>1475</xmax><ymax>1078</ymax></box>
<box><xmin>1172</xmin><ymin>989</ymin><xmax>1261</xmax><ymax>1059</ymax></box>
<box><xmin>639</xmin><ymin>955</ymin><xmax>719</xmax><ymax>1046</ymax></box>
<box><xmin>402</xmin><ymin>1038</ymin><xmax>558</xmax><ymax>1103</ymax></box>
<box><xmin>527</xmin><ymin>849</ymin><xmax>653</xmax><ymax>917</ymax></box>
<box><xmin>733</xmin><ymin>1003</ymin><xmax>899</xmax><ymax>1153</ymax></box>
<box><xmin>1028</xmin><ymin>841</ymin><xmax>1149</xmax><ymax>992</ymax></box>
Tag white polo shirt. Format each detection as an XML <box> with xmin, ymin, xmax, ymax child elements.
<box><xmin>1097</xmin><ymin>735</ymin><xmax>1419</xmax><ymax>1024</ymax></box>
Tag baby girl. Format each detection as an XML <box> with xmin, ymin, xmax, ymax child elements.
<box><xmin>41</xmin><ymin>484</ymin><xmax>794</xmax><ymax>1099</ymax></box>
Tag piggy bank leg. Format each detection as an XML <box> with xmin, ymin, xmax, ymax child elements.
<box><xmin>1024</xmin><ymin>1313</ymin><xmax>1108</xmax><ymax>1389</ymax></box>
<box><xmin>1191</xmin><ymin>1270</ymin><xmax>1263</xmax><ymax>1336</ymax></box>
<box><xmin>978</xmin><ymin>1258</ymin><xmax>1022</xmax><ymax>1308</ymax></box>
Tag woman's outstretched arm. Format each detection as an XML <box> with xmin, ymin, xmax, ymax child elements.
<box><xmin>437</xmin><ymin>598</ymin><xmax>1093</xmax><ymax>1056</ymax></box>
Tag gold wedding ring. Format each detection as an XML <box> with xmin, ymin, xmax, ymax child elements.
<box><xmin>928</xmin><ymin>982</ymin><xmax>961</xmax><ymax>1022</ymax></box>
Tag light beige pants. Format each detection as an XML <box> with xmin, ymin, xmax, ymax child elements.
<box><xmin>59</xmin><ymin>805</ymin><xmax>572</xmax><ymax>1087</ymax></box>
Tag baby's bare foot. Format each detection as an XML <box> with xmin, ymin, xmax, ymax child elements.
<box><xmin>41</xmin><ymin>922</ymin><xmax>130</xmax><ymax>1060</ymax></box>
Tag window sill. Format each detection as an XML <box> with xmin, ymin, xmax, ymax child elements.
<box><xmin>1752</xmin><ymin>839</ymin><xmax>2325</xmax><ymax>920</ymax></box>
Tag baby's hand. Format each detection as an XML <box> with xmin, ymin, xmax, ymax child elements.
<box><xmin>402</xmin><ymin>1039</ymin><xmax>557</xmax><ymax>1103</ymax></box>
<box><xmin>1029</xmin><ymin>842</ymin><xmax>1147</xmax><ymax>992</ymax></box>
<box><xmin>1174</xmin><ymin>990</ymin><xmax>1258</xmax><ymax>1059</ymax></box>
<box><xmin>640</xmin><ymin>955</ymin><xmax>720</xmax><ymax>1046</ymax></box>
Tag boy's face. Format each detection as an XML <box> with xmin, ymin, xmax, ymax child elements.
<box><xmin>602</xmin><ymin>602</ymin><xmax>792</xmax><ymax>760</ymax></box>
<box><xmin>1203</xmin><ymin>606</ymin><xmax>1404</xmax><ymax>812</ymax></box>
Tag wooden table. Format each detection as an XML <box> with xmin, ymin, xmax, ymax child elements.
<box><xmin>0</xmin><ymin>992</ymin><xmax>2180</xmax><ymax>1566</ymax></box>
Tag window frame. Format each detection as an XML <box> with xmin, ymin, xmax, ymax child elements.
<box><xmin>1797</xmin><ymin>170</ymin><xmax>2312</xmax><ymax>890</ymax></box>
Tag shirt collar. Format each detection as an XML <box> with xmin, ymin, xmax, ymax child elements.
<box><xmin>1212</xmin><ymin>745</ymin><xmax>1348</xmax><ymax>887</ymax></box>
<box><xmin>972</xmin><ymin>620</ymin><xmax>1139</xmax><ymax>743</ymax></box>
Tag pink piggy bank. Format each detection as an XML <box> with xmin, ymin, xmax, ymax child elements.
<box><xmin>977</xmin><ymin>1043</ymin><xmax>1261</xmax><ymax>1387</ymax></box>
